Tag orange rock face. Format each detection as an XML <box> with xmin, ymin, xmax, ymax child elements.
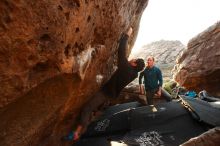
<box><xmin>173</xmin><ymin>22</ymin><xmax>220</xmax><ymax>96</ymax></box>
<box><xmin>0</xmin><ymin>0</ymin><xmax>148</xmax><ymax>146</ymax></box>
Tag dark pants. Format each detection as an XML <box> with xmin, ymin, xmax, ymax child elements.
<box><xmin>145</xmin><ymin>88</ymin><xmax>172</xmax><ymax>105</ymax></box>
<box><xmin>80</xmin><ymin>91</ymin><xmax>108</xmax><ymax>130</ymax></box>
<box><xmin>145</xmin><ymin>88</ymin><xmax>158</xmax><ymax>105</ymax></box>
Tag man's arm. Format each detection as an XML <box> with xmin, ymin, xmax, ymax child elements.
<box><xmin>156</xmin><ymin>68</ymin><xmax>163</xmax><ymax>97</ymax></box>
<box><xmin>139</xmin><ymin>71</ymin><xmax>144</xmax><ymax>94</ymax></box>
<box><xmin>118</xmin><ymin>28</ymin><xmax>132</xmax><ymax>68</ymax></box>
<box><xmin>158</xmin><ymin>69</ymin><xmax>163</xmax><ymax>87</ymax></box>
<box><xmin>118</xmin><ymin>34</ymin><xmax>129</xmax><ymax>68</ymax></box>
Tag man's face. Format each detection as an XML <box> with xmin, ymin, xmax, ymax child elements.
<box><xmin>147</xmin><ymin>57</ymin><xmax>154</xmax><ymax>68</ymax></box>
<box><xmin>129</xmin><ymin>59</ymin><xmax>137</xmax><ymax>67</ymax></box>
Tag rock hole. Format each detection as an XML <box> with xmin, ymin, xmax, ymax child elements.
<box><xmin>40</xmin><ymin>34</ymin><xmax>51</xmax><ymax>41</ymax></box>
<box><xmin>4</xmin><ymin>15</ymin><xmax>12</xmax><ymax>23</ymax></box>
<box><xmin>33</xmin><ymin>62</ymin><xmax>49</xmax><ymax>72</ymax></box>
<box><xmin>27</xmin><ymin>39</ymin><xmax>34</xmax><ymax>45</ymax></box>
<box><xmin>73</xmin><ymin>42</ymin><xmax>80</xmax><ymax>55</ymax></box>
<box><xmin>64</xmin><ymin>44</ymin><xmax>71</xmax><ymax>57</ymax></box>
<box><xmin>74</xmin><ymin>0</ymin><xmax>80</xmax><ymax>7</ymax></box>
<box><xmin>3</xmin><ymin>0</ymin><xmax>9</xmax><ymax>6</ymax></box>
<box><xmin>3</xmin><ymin>0</ymin><xmax>13</xmax><ymax>11</ymax></box>
<box><xmin>91</xmin><ymin>50</ymin><xmax>96</xmax><ymax>58</ymax></box>
<box><xmin>75</xmin><ymin>27</ymin><xmax>80</xmax><ymax>33</ymax></box>
<box><xmin>65</xmin><ymin>12</ymin><xmax>70</xmax><ymax>21</ymax></box>
<box><xmin>28</xmin><ymin>55</ymin><xmax>35</xmax><ymax>61</ymax></box>
<box><xmin>68</xmin><ymin>0</ymin><xmax>80</xmax><ymax>8</ymax></box>
<box><xmin>46</xmin><ymin>27</ymin><xmax>49</xmax><ymax>30</ymax></box>
<box><xmin>74</xmin><ymin>42</ymin><xmax>79</xmax><ymax>48</ymax></box>
<box><xmin>79</xmin><ymin>43</ymin><xmax>84</xmax><ymax>52</ymax></box>
<box><xmin>87</xmin><ymin>15</ymin><xmax>91</xmax><ymax>22</ymax></box>
<box><xmin>85</xmin><ymin>0</ymin><xmax>88</xmax><ymax>4</ymax></box>
<box><xmin>73</xmin><ymin>47</ymin><xmax>79</xmax><ymax>56</ymax></box>
<box><xmin>73</xmin><ymin>42</ymin><xmax>84</xmax><ymax>53</ymax></box>
<box><xmin>58</xmin><ymin>5</ymin><xmax>63</xmax><ymax>11</ymax></box>
<box><xmin>61</xmin><ymin>41</ymin><xmax>64</xmax><ymax>44</ymax></box>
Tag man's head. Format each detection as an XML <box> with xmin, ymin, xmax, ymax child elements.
<box><xmin>129</xmin><ymin>58</ymin><xmax>145</xmax><ymax>72</ymax></box>
<box><xmin>146</xmin><ymin>56</ymin><xmax>155</xmax><ymax>68</ymax></box>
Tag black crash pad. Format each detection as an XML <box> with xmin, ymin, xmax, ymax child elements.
<box><xmin>75</xmin><ymin>101</ymin><xmax>211</xmax><ymax>146</ymax></box>
<box><xmin>130</xmin><ymin>102</ymin><xmax>187</xmax><ymax>130</ymax></box>
<box><xmin>83</xmin><ymin>108</ymin><xmax>131</xmax><ymax>137</ymax></box>
<box><xmin>73</xmin><ymin>137</ymin><xmax>110</xmax><ymax>146</ymax></box>
<box><xmin>180</xmin><ymin>95</ymin><xmax>220</xmax><ymax>126</ymax></box>
<box><xmin>100</xmin><ymin>101</ymin><xmax>141</xmax><ymax>119</ymax></box>
<box><xmin>123</xmin><ymin>107</ymin><xmax>206</xmax><ymax>146</ymax></box>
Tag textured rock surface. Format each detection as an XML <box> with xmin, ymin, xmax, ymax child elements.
<box><xmin>131</xmin><ymin>40</ymin><xmax>185</xmax><ymax>65</ymax></box>
<box><xmin>181</xmin><ymin>127</ymin><xmax>220</xmax><ymax>146</ymax></box>
<box><xmin>130</xmin><ymin>40</ymin><xmax>185</xmax><ymax>79</ymax></box>
<box><xmin>173</xmin><ymin>22</ymin><xmax>220</xmax><ymax>96</ymax></box>
<box><xmin>0</xmin><ymin>0</ymin><xmax>148</xmax><ymax>146</ymax></box>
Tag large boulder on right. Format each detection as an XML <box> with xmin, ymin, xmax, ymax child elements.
<box><xmin>173</xmin><ymin>22</ymin><xmax>220</xmax><ymax>96</ymax></box>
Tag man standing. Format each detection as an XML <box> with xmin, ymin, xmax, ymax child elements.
<box><xmin>139</xmin><ymin>56</ymin><xmax>163</xmax><ymax>105</ymax></box>
<box><xmin>63</xmin><ymin>27</ymin><xmax>145</xmax><ymax>141</ymax></box>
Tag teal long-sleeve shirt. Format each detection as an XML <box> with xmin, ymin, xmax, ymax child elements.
<box><xmin>139</xmin><ymin>66</ymin><xmax>163</xmax><ymax>91</ymax></box>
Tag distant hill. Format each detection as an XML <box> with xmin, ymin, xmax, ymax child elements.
<box><xmin>130</xmin><ymin>40</ymin><xmax>185</xmax><ymax>80</ymax></box>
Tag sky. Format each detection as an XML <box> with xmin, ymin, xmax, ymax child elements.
<box><xmin>132</xmin><ymin>0</ymin><xmax>220</xmax><ymax>53</ymax></box>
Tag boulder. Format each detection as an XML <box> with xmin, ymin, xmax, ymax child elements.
<box><xmin>173</xmin><ymin>22</ymin><xmax>220</xmax><ymax>96</ymax></box>
<box><xmin>181</xmin><ymin>127</ymin><xmax>220</xmax><ymax>146</ymax></box>
<box><xmin>0</xmin><ymin>0</ymin><xmax>149</xmax><ymax>146</ymax></box>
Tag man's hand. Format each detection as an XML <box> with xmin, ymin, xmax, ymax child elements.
<box><xmin>126</xmin><ymin>27</ymin><xmax>133</xmax><ymax>37</ymax></box>
<box><xmin>155</xmin><ymin>87</ymin><xmax>162</xmax><ymax>97</ymax></box>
